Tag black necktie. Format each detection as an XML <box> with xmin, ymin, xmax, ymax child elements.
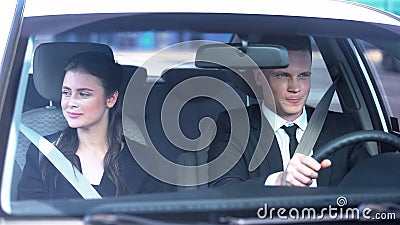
<box><xmin>282</xmin><ymin>124</ymin><xmax>298</xmax><ymax>158</ymax></box>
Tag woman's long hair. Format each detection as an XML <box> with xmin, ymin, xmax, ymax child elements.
<box><xmin>43</xmin><ymin>51</ymin><xmax>127</xmax><ymax>196</ymax></box>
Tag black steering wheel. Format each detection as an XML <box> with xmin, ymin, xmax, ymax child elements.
<box><xmin>312</xmin><ymin>130</ymin><xmax>400</xmax><ymax>162</ymax></box>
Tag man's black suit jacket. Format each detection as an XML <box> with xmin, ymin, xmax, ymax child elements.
<box><xmin>208</xmin><ymin>104</ymin><xmax>370</xmax><ymax>187</ymax></box>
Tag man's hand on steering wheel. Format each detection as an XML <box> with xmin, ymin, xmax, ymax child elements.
<box><xmin>275</xmin><ymin>130</ymin><xmax>400</xmax><ymax>187</ymax></box>
<box><xmin>276</xmin><ymin>153</ymin><xmax>331</xmax><ymax>187</ymax></box>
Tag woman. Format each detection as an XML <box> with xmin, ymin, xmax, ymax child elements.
<box><xmin>17</xmin><ymin>52</ymin><xmax>166</xmax><ymax>199</ymax></box>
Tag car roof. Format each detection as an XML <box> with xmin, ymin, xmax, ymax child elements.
<box><xmin>24</xmin><ymin>0</ymin><xmax>400</xmax><ymax>26</ymax></box>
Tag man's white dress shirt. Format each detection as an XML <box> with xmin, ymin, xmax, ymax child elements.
<box><xmin>262</xmin><ymin>103</ymin><xmax>317</xmax><ymax>187</ymax></box>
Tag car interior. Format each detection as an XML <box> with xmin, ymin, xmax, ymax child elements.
<box><xmin>12</xmin><ymin>35</ymin><xmax>399</xmax><ymax>190</ymax></box>
<box><xmin>2</xmin><ymin>6</ymin><xmax>400</xmax><ymax>223</ymax></box>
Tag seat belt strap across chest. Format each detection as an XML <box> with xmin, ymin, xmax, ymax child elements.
<box><xmin>19</xmin><ymin>123</ymin><xmax>102</xmax><ymax>199</ymax></box>
<box><xmin>295</xmin><ymin>79</ymin><xmax>338</xmax><ymax>156</ymax></box>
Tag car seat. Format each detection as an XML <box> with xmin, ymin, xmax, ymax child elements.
<box><xmin>145</xmin><ymin>68</ymin><xmax>247</xmax><ymax>190</ymax></box>
<box><xmin>22</xmin><ymin>74</ymin><xmax>49</xmax><ymax>112</ymax></box>
<box><xmin>13</xmin><ymin>42</ymin><xmax>147</xmax><ymax>199</ymax></box>
<box><xmin>120</xmin><ymin>65</ymin><xmax>148</xmax><ymax>146</ymax></box>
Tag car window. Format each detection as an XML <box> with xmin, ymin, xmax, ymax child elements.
<box><xmin>11</xmin><ymin>33</ymin><xmax>338</xmax><ymax>201</ymax></box>
<box><xmin>50</xmin><ymin>31</ymin><xmax>232</xmax><ymax>76</ymax></box>
<box><xmin>11</xmin><ymin>33</ymin><xmax>342</xmax><ymax>201</ymax></box>
<box><xmin>308</xmin><ymin>40</ymin><xmax>342</xmax><ymax>112</ymax></box>
<box><xmin>6</xmin><ymin>33</ymin><xmax>387</xmax><ymax>206</ymax></box>
<box><xmin>358</xmin><ymin>39</ymin><xmax>400</xmax><ymax>133</ymax></box>
<box><xmin>2</xmin><ymin>1</ymin><xmax>400</xmax><ymax>223</ymax></box>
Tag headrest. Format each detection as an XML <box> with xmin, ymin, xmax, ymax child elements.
<box><xmin>161</xmin><ymin>68</ymin><xmax>231</xmax><ymax>84</ymax></box>
<box><xmin>121</xmin><ymin>66</ymin><xmax>148</xmax><ymax>119</ymax></box>
<box><xmin>33</xmin><ymin>42</ymin><xmax>114</xmax><ymax>102</ymax></box>
<box><xmin>228</xmin><ymin>69</ymin><xmax>261</xmax><ymax>99</ymax></box>
<box><xmin>120</xmin><ymin>65</ymin><xmax>147</xmax><ymax>97</ymax></box>
<box><xmin>160</xmin><ymin>68</ymin><xmax>233</xmax><ymax>101</ymax></box>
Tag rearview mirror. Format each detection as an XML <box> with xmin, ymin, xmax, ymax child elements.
<box><xmin>195</xmin><ymin>43</ymin><xmax>289</xmax><ymax>69</ymax></box>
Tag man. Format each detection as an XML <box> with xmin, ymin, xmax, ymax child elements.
<box><xmin>208</xmin><ymin>35</ymin><xmax>370</xmax><ymax>187</ymax></box>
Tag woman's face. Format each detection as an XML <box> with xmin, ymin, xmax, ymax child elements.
<box><xmin>61</xmin><ymin>70</ymin><xmax>118</xmax><ymax>130</ymax></box>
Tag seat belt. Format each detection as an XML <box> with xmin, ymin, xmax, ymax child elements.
<box><xmin>279</xmin><ymin>79</ymin><xmax>338</xmax><ymax>185</ymax></box>
<box><xmin>295</xmin><ymin>78</ymin><xmax>338</xmax><ymax>156</ymax></box>
<box><xmin>19</xmin><ymin>123</ymin><xmax>102</xmax><ymax>199</ymax></box>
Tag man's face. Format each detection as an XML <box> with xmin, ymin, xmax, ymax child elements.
<box><xmin>254</xmin><ymin>50</ymin><xmax>312</xmax><ymax>121</ymax></box>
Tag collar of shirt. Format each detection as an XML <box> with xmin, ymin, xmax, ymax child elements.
<box><xmin>261</xmin><ymin>102</ymin><xmax>308</xmax><ymax>132</ymax></box>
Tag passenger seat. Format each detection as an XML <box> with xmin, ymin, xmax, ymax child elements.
<box><xmin>13</xmin><ymin>42</ymin><xmax>147</xmax><ymax>199</ymax></box>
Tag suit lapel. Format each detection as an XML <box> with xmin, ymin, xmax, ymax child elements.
<box><xmin>248</xmin><ymin>106</ymin><xmax>283</xmax><ymax>175</ymax></box>
<box><xmin>266</xmin><ymin>137</ymin><xmax>284</xmax><ymax>173</ymax></box>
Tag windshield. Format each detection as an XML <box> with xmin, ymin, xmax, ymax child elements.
<box><xmin>2</xmin><ymin>5</ymin><xmax>400</xmax><ymax>224</ymax></box>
